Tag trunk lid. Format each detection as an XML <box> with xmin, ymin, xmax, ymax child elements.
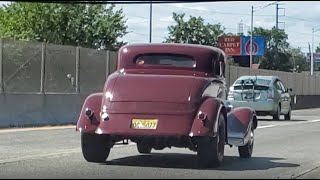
<box><xmin>111</xmin><ymin>73</ymin><xmax>195</xmax><ymax>103</ymax></box>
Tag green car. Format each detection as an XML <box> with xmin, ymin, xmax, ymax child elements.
<box><xmin>227</xmin><ymin>76</ymin><xmax>292</xmax><ymax>120</ymax></box>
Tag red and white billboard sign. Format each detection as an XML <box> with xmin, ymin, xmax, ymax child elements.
<box><xmin>218</xmin><ymin>36</ymin><xmax>241</xmax><ymax>56</ymax></box>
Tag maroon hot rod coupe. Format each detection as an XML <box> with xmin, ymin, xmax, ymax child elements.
<box><xmin>76</xmin><ymin>43</ymin><xmax>257</xmax><ymax>168</ymax></box>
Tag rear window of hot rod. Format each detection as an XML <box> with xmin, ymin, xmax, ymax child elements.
<box><xmin>134</xmin><ymin>53</ymin><xmax>196</xmax><ymax>68</ymax></box>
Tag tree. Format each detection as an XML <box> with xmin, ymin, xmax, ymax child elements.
<box><xmin>250</xmin><ymin>27</ymin><xmax>293</xmax><ymax>72</ymax></box>
<box><xmin>288</xmin><ymin>47</ymin><xmax>309</xmax><ymax>73</ymax></box>
<box><xmin>164</xmin><ymin>13</ymin><xmax>225</xmax><ymax>46</ymax></box>
<box><xmin>316</xmin><ymin>45</ymin><xmax>320</xmax><ymax>53</ymax></box>
<box><xmin>0</xmin><ymin>2</ymin><xmax>128</xmax><ymax>50</ymax></box>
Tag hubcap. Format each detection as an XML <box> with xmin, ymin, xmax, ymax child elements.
<box><xmin>248</xmin><ymin>129</ymin><xmax>254</xmax><ymax>152</ymax></box>
<box><xmin>250</xmin><ymin>131</ymin><xmax>254</xmax><ymax>145</ymax></box>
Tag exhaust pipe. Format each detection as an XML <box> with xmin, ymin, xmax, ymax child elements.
<box><xmin>85</xmin><ymin>108</ymin><xmax>100</xmax><ymax>126</ymax></box>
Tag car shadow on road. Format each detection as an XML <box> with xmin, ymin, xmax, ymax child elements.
<box><xmin>103</xmin><ymin>153</ymin><xmax>300</xmax><ymax>171</ymax></box>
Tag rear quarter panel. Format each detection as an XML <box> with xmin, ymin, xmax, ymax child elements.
<box><xmin>189</xmin><ymin>97</ymin><xmax>224</xmax><ymax>137</ymax></box>
<box><xmin>76</xmin><ymin>93</ymin><xmax>103</xmax><ymax>133</ymax></box>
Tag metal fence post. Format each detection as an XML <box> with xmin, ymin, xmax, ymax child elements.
<box><xmin>40</xmin><ymin>41</ymin><xmax>46</xmax><ymax>93</ymax></box>
<box><xmin>106</xmin><ymin>50</ymin><xmax>110</xmax><ymax>79</ymax></box>
<box><xmin>315</xmin><ymin>76</ymin><xmax>320</xmax><ymax>95</ymax></box>
<box><xmin>293</xmin><ymin>72</ymin><xmax>299</xmax><ymax>95</ymax></box>
<box><xmin>0</xmin><ymin>38</ymin><xmax>3</xmax><ymax>93</ymax></box>
<box><xmin>75</xmin><ymin>46</ymin><xmax>80</xmax><ymax>93</ymax></box>
<box><xmin>236</xmin><ymin>66</ymin><xmax>239</xmax><ymax>79</ymax></box>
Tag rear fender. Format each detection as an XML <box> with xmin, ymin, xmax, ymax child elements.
<box><xmin>189</xmin><ymin>97</ymin><xmax>223</xmax><ymax>137</ymax></box>
<box><xmin>227</xmin><ymin>107</ymin><xmax>257</xmax><ymax>146</ymax></box>
<box><xmin>76</xmin><ymin>93</ymin><xmax>103</xmax><ymax>133</ymax></box>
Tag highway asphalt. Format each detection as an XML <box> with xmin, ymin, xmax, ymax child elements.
<box><xmin>0</xmin><ymin>108</ymin><xmax>319</xmax><ymax>179</ymax></box>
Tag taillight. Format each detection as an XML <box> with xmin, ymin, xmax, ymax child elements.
<box><xmin>267</xmin><ymin>88</ymin><xmax>274</xmax><ymax>99</ymax></box>
<box><xmin>227</xmin><ymin>91</ymin><xmax>234</xmax><ymax>100</ymax></box>
<box><xmin>228</xmin><ymin>87</ymin><xmax>234</xmax><ymax>100</ymax></box>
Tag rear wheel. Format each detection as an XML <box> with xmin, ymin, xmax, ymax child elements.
<box><xmin>81</xmin><ymin>133</ymin><xmax>111</xmax><ymax>163</ymax></box>
<box><xmin>273</xmin><ymin>105</ymin><xmax>281</xmax><ymax>120</ymax></box>
<box><xmin>137</xmin><ymin>143</ymin><xmax>152</xmax><ymax>154</ymax></box>
<box><xmin>238</xmin><ymin>127</ymin><xmax>254</xmax><ymax>158</ymax></box>
<box><xmin>285</xmin><ymin>105</ymin><xmax>291</xmax><ymax>120</ymax></box>
<box><xmin>197</xmin><ymin>114</ymin><xmax>225</xmax><ymax>168</ymax></box>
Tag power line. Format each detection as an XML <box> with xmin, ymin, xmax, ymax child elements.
<box><xmin>162</xmin><ymin>4</ymin><xmax>275</xmax><ymax>17</ymax></box>
<box><xmin>120</xmin><ymin>3</ymin><xmax>320</xmax><ymax>24</ymax></box>
<box><xmin>129</xmin><ymin>32</ymin><xmax>164</xmax><ymax>38</ymax></box>
<box><xmin>286</xmin><ymin>30</ymin><xmax>320</xmax><ymax>38</ymax></box>
<box><xmin>124</xmin><ymin>10</ymin><xmax>320</xmax><ymax>35</ymax></box>
<box><xmin>154</xmin><ymin>3</ymin><xmax>320</xmax><ymax>24</ymax></box>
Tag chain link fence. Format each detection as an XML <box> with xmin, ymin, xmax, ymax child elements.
<box><xmin>0</xmin><ymin>38</ymin><xmax>117</xmax><ymax>94</ymax></box>
<box><xmin>2</xmin><ymin>39</ymin><xmax>42</xmax><ymax>93</ymax></box>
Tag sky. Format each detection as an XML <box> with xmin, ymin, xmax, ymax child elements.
<box><xmin>114</xmin><ymin>1</ymin><xmax>320</xmax><ymax>53</ymax></box>
<box><xmin>1</xmin><ymin>1</ymin><xmax>319</xmax><ymax>53</ymax></box>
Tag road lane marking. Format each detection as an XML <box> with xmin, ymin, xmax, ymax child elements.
<box><xmin>257</xmin><ymin>119</ymin><xmax>320</xmax><ymax>129</ymax></box>
<box><xmin>0</xmin><ymin>142</ymin><xmax>137</xmax><ymax>164</ymax></box>
<box><xmin>0</xmin><ymin>148</ymin><xmax>80</xmax><ymax>164</ymax></box>
<box><xmin>0</xmin><ymin>125</ymin><xmax>76</xmax><ymax>134</ymax></box>
<box><xmin>257</xmin><ymin>125</ymin><xmax>277</xmax><ymax>129</ymax></box>
<box><xmin>310</xmin><ymin>119</ymin><xmax>320</xmax><ymax>122</ymax></box>
<box><xmin>292</xmin><ymin>164</ymin><xmax>320</xmax><ymax>179</ymax></box>
<box><xmin>0</xmin><ymin>118</ymin><xmax>320</xmax><ymax>134</ymax></box>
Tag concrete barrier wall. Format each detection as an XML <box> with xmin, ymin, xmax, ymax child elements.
<box><xmin>0</xmin><ymin>93</ymin><xmax>88</xmax><ymax>128</ymax></box>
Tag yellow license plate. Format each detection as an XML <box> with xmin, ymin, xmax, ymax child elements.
<box><xmin>131</xmin><ymin>119</ymin><xmax>158</xmax><ymax>129</ymax></box>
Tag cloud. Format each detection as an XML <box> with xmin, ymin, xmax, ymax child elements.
<box><xmin>170</xmin><ymin>3</ymin><xmax>208</xmax><ymax>11</ymax></box>
<box><xmin>159</xmin><ymin>16</ymin><xmax>174</xmax><ymax>23</ymax></box>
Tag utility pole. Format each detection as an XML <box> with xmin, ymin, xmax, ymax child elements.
<box><xmin>149</xmin><ymin>1</ymin><xmax>152</xmax><ymax>43</ymax></box>
<box><xmin>310</xmin><ymin>28</ymin><xmax>320</xmax><ymax>76</ymax></box>
<box><xmin>250</xmin><ymin>6</ymin><xmax>253</xmax><ymax>69</ymax></box>
<box><xmin>309</xmin><ymin>42</ymin><xmax>312</xmax><ymax>74</ymax></box>
<box><xmin>275</xmin><ymin>2</ymin><xmax>285</xmax><ymax>50</ymax></box>
<box><xmin>276</xmin><ymin>3</ymin><xmax>278</xmax><ymax>29</ymax></box>
<box><xmin>276</xmin><ymin>3</ymin><xmax>285</xmax><ymax>30</ymax></box>
<box><xmin>250</xmin><ymin>1</ymin><xmax>278</xmax><ymax>69</ymax></box>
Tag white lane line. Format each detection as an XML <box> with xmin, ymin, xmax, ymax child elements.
<box><xmin>292</xmin><ymin>164</ymin><xmax>320</xmax><ymax>179</ymax></box>
<box><xmin>0</xmin><ymin>125</ymin><xmax>76</xmax><ymax>134</ymax></box>
<box><xmin>0</xmin><ymin>142</ymin><xmax>136</xmax><ymax>164</ymax></box>
<box><xmin>0</xmin><ymin>148</ymin><xmax>80</xmax><ymax>164</ymax></box>
<box><xmin>310</xmin><ymin>119</ymin><xmax>320</xmax><ymax>122</ymax></box>
<box><xmin>257</xmin><ymin>119</ymin><xmax>320</xmax><ymax>129</ymax></box>
<box><xmin>286</xmin><ymin>119</ymin><xmax>320</xmax><ymax>126</ymax></box>
<box><xmin>257</xmin><ymin>125</ymin><xmax>277</xmax><ymax>129</ymax></box>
